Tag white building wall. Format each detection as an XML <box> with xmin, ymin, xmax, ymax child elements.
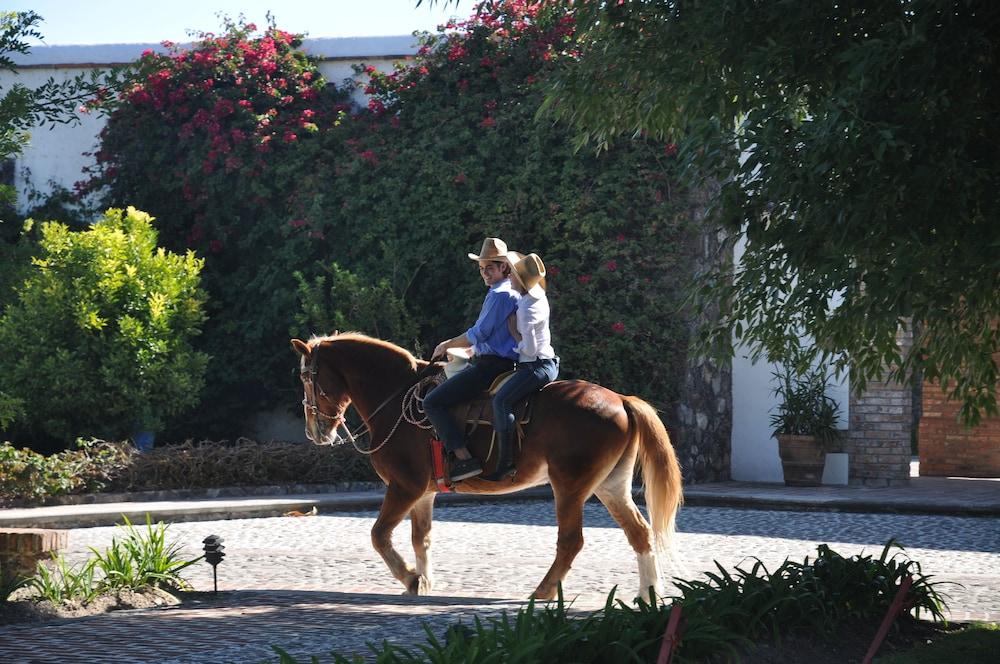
<box><xmin>729</xmin><ymin>235</ymin><xmax>850</xmax><ymax>482</ymax></box>
<box><xmin>2</xmin><ymin>36</ymin><xmax>419</xmax><ymax>212</ymax></box>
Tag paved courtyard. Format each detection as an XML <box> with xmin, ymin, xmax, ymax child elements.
<box><xmin>2</xmin><ymin>499</ymin><xmax>997</xmax><ymax>663</ymax></box>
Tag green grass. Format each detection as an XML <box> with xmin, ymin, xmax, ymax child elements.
<box><xmin>876</xmin><ymin>622</ymin><xmax>1000</xmax><ymax>663</ymax></box>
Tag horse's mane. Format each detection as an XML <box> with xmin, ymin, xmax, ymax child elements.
<box><xmin>309</xmin><ymin>332</ymin><xmax>420</xmax><ymax>372</ymax></box>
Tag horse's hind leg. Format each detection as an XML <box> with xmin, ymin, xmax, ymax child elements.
<box><xmin>409</xmin><ymin>493</ymin><xmax>435</xmax><ymax>593</ymax></box>
<box><xmin>531</xmin><ymin>491</ymin><xmax>587</xmax><ymax>601</ymax></box>
<box><xmin>594</xmin><ymin>453</ymin><xmax>663</xmax><ymax>602</ymax></box>
<box><xmin>371</xmin><ymin>485</ymin><xmax>431</xmax><ymax>595</ymax></box>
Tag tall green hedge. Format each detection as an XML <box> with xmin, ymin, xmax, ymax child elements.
<box><xmin>84</xmin><ymin>5</ymin><xmax>699</xmax><ymax>438</ymax></box>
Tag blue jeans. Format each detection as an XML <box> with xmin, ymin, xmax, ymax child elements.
<box><xmin>492</xmin><ymin>357</ymin><xmax>559</xmax><ymax>435</ymax></box>
<box><xmin>423</xmin><ymin>355</ymin><xmax>514</xmax><ymax>452</ymax></box>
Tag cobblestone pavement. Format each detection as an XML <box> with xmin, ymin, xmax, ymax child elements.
<box><xmin>2</xmin><ymin>500</ymin><xmax>997</xmax><ymax>663</ymax></box>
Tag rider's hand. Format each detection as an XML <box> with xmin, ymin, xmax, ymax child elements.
<box><xmin>432</xmin><ymin>341</ymin><xmax>448</xmax><ymax>360</ymax></box>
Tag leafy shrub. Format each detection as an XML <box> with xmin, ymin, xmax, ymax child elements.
<box><xmin>0</xmin><ymin>207</ymin><xmax>208</xmax><ymax>444</ymax></box>
<box><xmin>89</xmin><ymin>516</ymin><xmax>196</xmax><ymax>591</ymax></box>
<box><xmin>28</xmin><ymin>554</ymin><xmax>100</xmax><ymax>603</ymax></box>
<box><xmin>279</xmin><ymin>541</ymin><xmax>945</xmax><ymax>663</ymax></box>
<box><xmin>0</xmin><ymin>438</ymin><xmax>377</xmax><ymax>504</ymax></box>
<box><xmin>0</xmin><ymin>439</ymin><xmax>135</xmax><ymax>503</ymax></box>
<box><xmin>294</xmin><ymin>262</ymin><xmax>420</xmax><ymax>350</ymax></box>
<box><xmin>769</xmin><ymin>364</ymin><xmax>843</xmax><ymax>448</ymax></box>
<box><xmin>23</xmin><ymin>516</ymin><xmax>195</xmax><ymax>606</ymax></box>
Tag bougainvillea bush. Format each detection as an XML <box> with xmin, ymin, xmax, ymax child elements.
<box><xmin>84</xmin><ymin>3</ymin><xmax>699</xmax><ymax>438</ymax></box>
<box><xmin>82</xmin><ymin>18</ymin><xmax>352</xmax><ymax>436</ymax></box>
<box><xmin>302</xmin><ymin>1</ymin><xmax>696</xmax><ymax>403</ymax></box>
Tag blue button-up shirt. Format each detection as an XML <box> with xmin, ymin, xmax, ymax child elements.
<box><xmin>466</xmin><ymin>278</ymin><xmax>520</xmax><ymax>361</ymax></box>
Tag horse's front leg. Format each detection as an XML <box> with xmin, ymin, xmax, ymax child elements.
<box><xmin>371</xmin><ymin>485</ymin><xmax>430</xmax><ymax>595</ymax></box>
<box><xmin>409</xmin><ymin>493</ymin><xmax>436</xmax><ymax>594</ymax></box>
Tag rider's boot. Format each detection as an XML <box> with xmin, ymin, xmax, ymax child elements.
<box><xmin>483</xmin><ymin>429</ymin><xmax>515</xmax><ymax>481</ymax></box>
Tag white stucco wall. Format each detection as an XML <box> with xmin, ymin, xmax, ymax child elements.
<box><xmin>2</xmin><ymin>36</ymin><xmax>419</xmax><ymax>212</ymax></box>
<box><xmin>730</xmin><ymin>235</ymin><xmax>850</xmax><ymax>482</ymax></box>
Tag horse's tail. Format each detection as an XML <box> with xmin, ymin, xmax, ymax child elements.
<box><xmin>623</xmin><ymin>395</ymin><xmax>683</xmax><ymax>552</ymax></box>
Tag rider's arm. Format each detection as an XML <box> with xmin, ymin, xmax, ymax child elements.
<box><xmin>432</xmin><ymin>333</ymin><xmax>471</xmax><ymax>360</ymax></box>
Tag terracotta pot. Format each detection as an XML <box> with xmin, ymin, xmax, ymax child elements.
<box><xmin>777</xmin><ymin>434</ymin><xmax>825</xmax><ymax>486</ymax></box>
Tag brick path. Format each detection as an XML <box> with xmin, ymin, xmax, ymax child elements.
<box><xmin>2</xmin><ymin>499</ymin><xmax>997</xmax><ymax>663</ymax></box>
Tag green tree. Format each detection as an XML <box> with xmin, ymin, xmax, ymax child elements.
<box><xmin>0</xmin><ymin>207</ymin><xmax>209</xmax><ymax>445</ymax></box>
<box><xmin>479</xmin><ymin>0</ymin><xmax>999</xmax><ymax>423</ymax></box>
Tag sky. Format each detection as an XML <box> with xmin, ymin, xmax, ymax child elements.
<box><xmin>9</xmin><ymin>1</ymin><xmax>473</xmax><ymax>46</ymax></box>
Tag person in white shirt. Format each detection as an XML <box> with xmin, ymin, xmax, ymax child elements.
<box><xmin>484</xmin><ymin>252</ymin><xmax>559</xmax><ymax>481</ymax></box>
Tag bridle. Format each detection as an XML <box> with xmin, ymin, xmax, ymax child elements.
<box><xmin>300</xmin><ymin>347</ymin><xmax>441</xmax><ymax>455</ymax></box>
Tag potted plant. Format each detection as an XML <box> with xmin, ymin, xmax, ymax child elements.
<box><xmin>770</xmin><ymin>365</ymin><xmax>843</xmax><ymax>486</ymax></box>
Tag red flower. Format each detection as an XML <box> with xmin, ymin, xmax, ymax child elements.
<box><xmin>611</xmin><ymin>322</ymin><xmax>626</xmax><ymax>333</ymax></box>
<box><xmin>360</xmin><ymin>149</ymin><xmax>378</xmax><ymax>165</ymax></box>
<box><xmin>484</xmin><ymin>99</ymin><xmax>497</xmax><ymax>111</ymax></box>
<box><xmin>616</xmin><ymin>233</ymin><xmax>626</xmax><ymax>243</ymax></box>
<box><xmin>454</xmin><ymin>173</ymin><xmax>467</xmax><ymax>184</ymax></box>
<box><xmin>283</xmin><ymin>131</ymin><xmax>297</xmax><ymax>143</ymax></box>
<box><xmin>548</xmin><ymin>266</ymin><xmax>560</xmax><ymax>276</ymax></box>
<box><xmin>480</xmin><ymin>116</ymin><xmax>496</xmax><ymax>128</ymax></box>
<box><xmin>577</xmin><ymin>274</ymin><xmax>591</xmax><ymax>285</ymax></box>
<box><xmin>664</xmin><ymin>143</ymin><xmax>678</xmax><ymax>157</ymax></box>
<box><xmin>288</xmin><ymin>219</ymin><xmax>307</xmax><ymax>228</ymax></box>
<box><xmin>605</xmin><ymin>260</ymin><xmax>617</xmax><ymax>271</ymax></box>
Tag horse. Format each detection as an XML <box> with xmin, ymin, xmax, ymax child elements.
<box><xmin>290</xmin><ymin>332</ymin><xmax>683</xmax><ymax>601</ymax></box>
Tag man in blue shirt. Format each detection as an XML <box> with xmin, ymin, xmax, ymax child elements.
<box><xmin>423</xmin><ymin>237</ymin><xmax>520</xmax><ymax>481</ymax></box>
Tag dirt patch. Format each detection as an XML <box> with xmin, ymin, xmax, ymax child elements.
<box><xmin>0</xmin><ymin>586</ymin><xmax>180</xmax><ymax>625</ymax></box>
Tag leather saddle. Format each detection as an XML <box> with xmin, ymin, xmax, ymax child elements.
<box><xmin>451</xmin><ymin>370</ymin><xmax>535</xmax><ymax>452</ymax></box>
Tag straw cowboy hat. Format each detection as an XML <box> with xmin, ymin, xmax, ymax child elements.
<box><xmin>507</xmin><ymin>252</ymin><xmax>547</xmax><ymax>298</ymax></box>
<box><xmin>468</xmin><ymin>237</ymin><xmax>509</xmax><ymax>262</ymax></box>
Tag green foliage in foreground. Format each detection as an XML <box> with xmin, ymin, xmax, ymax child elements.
<box><xmin>271</xmin><ymin>540</ymin><xmax>947</xmax><ymax>663</ymax></box>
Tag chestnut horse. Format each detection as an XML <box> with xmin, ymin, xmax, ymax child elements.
<box><xmin>290</xmin><ymin>332</ymin><xmax>683</xmax><ymax>600</ymax></box>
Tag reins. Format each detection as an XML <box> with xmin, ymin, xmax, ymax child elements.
<box><xmin>304</xmin><ymin>352</ymin><xmax>442</xmax><ymax>455</ymax></box>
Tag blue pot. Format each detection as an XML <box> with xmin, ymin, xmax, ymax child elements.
<box><xmin>133</xmin><ymin>430</ymin><xmax>155</xmax><ymax>452</ymax></box>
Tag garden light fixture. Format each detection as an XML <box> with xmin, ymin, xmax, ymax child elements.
<box><xmin>202</xmin><ymin>534</ymin><xmax>225</xmax><ymax>593</ymax></box>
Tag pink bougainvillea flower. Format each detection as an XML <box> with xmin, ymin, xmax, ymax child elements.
<box><xmin>664</xmin><ymin>143</ymin><xmax>678</xmax><ymax>157</ymax></box>
<box><xmin>454</xmin><ymin>173</ymin><xmax>467</xmax><ymax>184</ymax></box>
<box><xmin>480</xmin><ymin>116</ymin><xmax>496</xmax><ymax>128</ymax></box>
<box><xmin>577</xmin><ymin>274</ymin><xmax>591</xmax><ymax>284</ymax></box>
<box><xmin>611</xmin><ymin>322</ymin><xmax>626</xmax><ymax>333</ymax></box>
<box><xmin>360</xmin><ymin>149</ymin><xmax>378</xmax><ymax>165</ymax></box>
<box><xmin>548</xmin><ymin>266</ymin><xmax>560</xmax><ymax>276</ymax></box>
<box><xmin>288</xmin><ymin>219</ymin><xmax>307</xmax><ymax>228</ymax></box>
<box><xmin>605</xmin><ymin>260</ymin><xmax>617</xmax><ymax>271</ymax></box>
<box><xmin>616</xmin><ymin>233</ymin><xmax>626</xmax><ymax>243</ymax></box>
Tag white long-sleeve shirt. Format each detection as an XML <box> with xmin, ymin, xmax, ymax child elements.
<box><xmin>515</xmin><ymin>292</ymin><xmax>555</xmax><ymax>362</ymax></box>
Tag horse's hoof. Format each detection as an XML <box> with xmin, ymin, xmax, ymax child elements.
<box><xmin>405</xmin><ymin>574</ymin><xmax>432</xmax><ymax>595</ymax></box>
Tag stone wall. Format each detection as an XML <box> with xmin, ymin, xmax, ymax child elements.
<box><xmin>844</xmin><ymin>327</ymin><xmax>913</xmax><ymax>486</ymax></box>
<box><xmin>673</xmin><ymin>187</ymin><xmax>731</xmax><ymax>484</ymax></box>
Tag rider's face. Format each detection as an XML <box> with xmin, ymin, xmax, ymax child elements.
<box><xmin>479</xmin><ymin>261</ymin><xmax>507</xmax><ymax>287</ymax></box>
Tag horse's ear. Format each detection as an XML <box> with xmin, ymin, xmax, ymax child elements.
<box><xmin>290</xmin><ymin>338</ymin><xmax>310</xmax><ymax>357</ymax></box>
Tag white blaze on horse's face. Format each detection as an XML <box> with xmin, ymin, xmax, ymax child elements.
<box><xmin>300</xmin><ymin>352</ymin><xmax>344</xmax><ymax>446</ymax></box>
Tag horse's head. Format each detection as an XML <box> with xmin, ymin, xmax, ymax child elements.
<box><xmin>291</xmin><ymin>338</ymin><xmax>352</xmax><ymax>445</ymax></box>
